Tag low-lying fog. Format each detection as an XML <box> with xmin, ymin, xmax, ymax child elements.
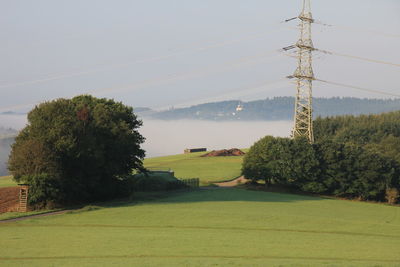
<box><xmin>140</xmin><ymin>120</ymin><xmax>292</xmax><ymax>157</ymax></box>
<box><xmin>0</xmin><ymin>114</ymin><xmax>292</xmax><ymax>158</ymax></box>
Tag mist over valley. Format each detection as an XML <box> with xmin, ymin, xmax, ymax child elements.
<box><xmin>0</xmin><ymin>113</ymin><xmax>292</xmax><ymax>175</ymax></box>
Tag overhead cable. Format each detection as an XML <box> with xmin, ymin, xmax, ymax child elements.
<box><xmin>157</xmin><ymin>79</ymin><xmax>290</xmax><ymax>110</ymax></box>
<box><xmin>315</xmin><ymin>79</ymin><xmax>400</xmax><ymax>98</ymax></box>
<box><xmin>315</xmin><ymin>48</ymin><xmax>400</xmax><ymax>68</ymax></box>
<box><xmin>313</xmin><ymin>20</ymin><xmax>400</xmax><ymax>38</ymax></box>
<box><xmin>0</xmin><ymin>24</ymin><xmax>292</xmax><ymax>89</ymax></box>
<box><xmin>88</xmin><ymin>50</ymin><xmax>284</xmax><ymax>96</ymax></box>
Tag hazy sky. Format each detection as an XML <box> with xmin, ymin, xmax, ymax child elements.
<box><xmin>1</xmin><ymin>0</ymin><xmax>399</xmax><ymax>112</ymax></box>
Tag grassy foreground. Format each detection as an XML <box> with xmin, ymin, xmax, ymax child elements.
<box><xmin>144</xmin><ymin>152</ymin><xmax>245</xmax><ymax>185</ymax></box>
<box><xmin>0</xmin><ymin>176</ymin><xmax>17</xmax><ymax>188</ymax></box>
<box><xmin>0</xmin><ymin>188</ymin><xmax>399</xmax><ymax>266</ymax></box>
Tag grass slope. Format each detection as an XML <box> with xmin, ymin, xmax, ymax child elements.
<box><xmin>1</xmin><ymin>152</ymin><xmax>244</xmax><ymax>188</ymax></box>
<box><xmin>1</xmin><ymin>188</ymin><xmax>399</xmax><ymax>266</ymax></box>
<box><xmin>144</xmin><ymin>152</ymin><xmax>245</xmax><ymax>185</ymax></box>
<box><xmin>0</xmin><ymin>176</ymin><xmax>17</xmax><ymax>188</ymax></box>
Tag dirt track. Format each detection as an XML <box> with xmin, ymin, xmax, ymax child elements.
<box><xmin>214</xmin><ymin>176</ymin><xmax>249</xmax><ymax>187</ymax></box>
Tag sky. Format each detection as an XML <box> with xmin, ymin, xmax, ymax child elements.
<box><xmin>0</xmin><ymin>0</ymin><xmax>399</xmax><ymax>112</ymax></box>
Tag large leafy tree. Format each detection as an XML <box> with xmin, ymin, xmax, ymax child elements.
<box><xmin>8</xmin><ymin>95</ymin><xmax>145</xmax><ymax>204</ymax></box>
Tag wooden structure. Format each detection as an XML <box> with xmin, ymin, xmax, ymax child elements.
<box><xmin>18</xmin><ymin>184</ymin><xmax>29</xmax><ymax>212</ymax></box>
<box><xmin>180</xmin><ymin>178</ymin><xmax>200</xmax><ymax>188</ymax></box>
<box><xmin>184</xmin><ymin>148</ymin><xmax>207</xmax><ymax>154</ymax></box>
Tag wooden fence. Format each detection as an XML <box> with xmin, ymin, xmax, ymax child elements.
<box><xmin>180</xmin><ymin>178</ymin><xmax>200</xmax><ymax>188</ymax></box>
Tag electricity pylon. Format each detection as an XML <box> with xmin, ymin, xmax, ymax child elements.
<box><xmin>292</xmin><ymin>0</ymin><xmax>315</xmax><ymax>143</ymax></box>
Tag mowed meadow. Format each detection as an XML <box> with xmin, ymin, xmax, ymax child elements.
<box><xmin>1</xmin><ymin>153</ymin><xmax>400</xmax><ymax>266</ymax></box>
<box><xmin>1</xmin><ymin>189</ymin><xmax>400</xmax><ymax>266</ymax></box>
<box><xmin>144</xmin><ymin>151</ymin><xmax>246</xmax><ymax>185</ymax></box>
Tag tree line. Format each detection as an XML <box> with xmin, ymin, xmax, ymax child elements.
<box><xmin>242</xmin><ymin>111</ymin><xmax>400</xmax><ymax>204</ymax></box>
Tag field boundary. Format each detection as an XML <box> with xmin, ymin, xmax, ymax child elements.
<box><xmin>2</xmin><ymin>223</ymin><xmax>399</xmax><ymax>239</ymax></box>
<box><xmin>0</xmin><ymin>254</ymin><xmax>399</xmax><ymax>263</ymax></box>
<box><xmin>0</xmin><ymin>210</ymin><xmax>68</xmax><ymax>223</ymax></box>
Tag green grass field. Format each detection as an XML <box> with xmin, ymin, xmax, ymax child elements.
<box><xmin>0</xmin><ymin>152</ymin><xmax>243</xmax><ymax>189</ymax></box>
<box><xmin>0</xmin><ymin>188</ymin><xmax>399</xmax><ymax>266</ymax></box>
<box><xmin>0</xmin><ymin>176</ymin><xmax>17</xmax><ymax>188</ymax></box>
<box><xmin>144</xmin><ymin>152</ymin><xmax>245</xmax><ymax>185</ymax></box>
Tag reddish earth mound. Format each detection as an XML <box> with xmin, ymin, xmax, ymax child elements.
<box><xmin>201</xmin><ymin>148</ymin><xmax>245</xmax><ymax>157</ymax></box>
<box><xmin>0</xmin><ymin>187</ymin><xmax>20</xmax><ymax>213</ymax></box>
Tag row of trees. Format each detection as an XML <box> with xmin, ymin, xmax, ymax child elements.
<box><xmin>243</xmin><ymin>129</ymin><xmax>400</xmax><ymax>202</ymax></box>
<box><xmin>8</xmin><ymin>95</ymin><xmax>145</xmax><ymax>206</ymax></box>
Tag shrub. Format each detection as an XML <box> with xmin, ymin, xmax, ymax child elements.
<box><xmin>129</xmin><ymin>172</ymin><xmax>186</xmax><ymax>192</ymax></box>
<box><xmin>22</xmin><ymin>173</ymin><xmax>61</xmax><ymax>208</ymax></box>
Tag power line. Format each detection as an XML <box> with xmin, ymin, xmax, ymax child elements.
<box><xmin>314</xmin><ymin>20</ymin><xmax>400</xmax><ymax>39</ymax></box>
<box><xmin>315</xmin><ymin>48</ymin><xmax>400</xmax><ymax>68</ymax></box>
<box><xmin>315</xmin><ymin>78</ymin><xmax>400</xmax><ymax>98</ymax></box>
<box><xmin>89</xmin><ymin>50</ymin><xmax>284</xmax><ymax>96</ymax></box>
<box><xmin>0</xmin><ymin>25</ymin><xmax>291</xmax><ymax>89</ymax></box>
<box><xmin>156</xmin><ymin>79</ymin><xmax>290</xmax><ymax>110</ymax></box>
<box><xmin>0</xmin><ymin>49</ymin><xmax>285</xmax><ymax>112</ymax></box>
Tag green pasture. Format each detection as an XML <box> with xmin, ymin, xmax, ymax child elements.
<box><xmin>144</xmin><ymin>152</ymin><xmax>245</xmax><ymax>185</ymax></box>
<box><xmin>0</xmin><ymin>176</ymin><xmax>17</xmax><ymax>188</ymax></box>
<box><xmin>1</xmin><ymin>188</ymin><xmax>399</xmax><ymax>266</ymax></box>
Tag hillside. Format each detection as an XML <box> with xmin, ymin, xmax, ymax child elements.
<box><xmin>147</xmin><ymin>97</ymin><xmax>400</xmax><ymax>121</ymax></box>
<box><xmin>144</xmin><ymin>152</ymin><xmax>245</xmax><ymax>185</ymax></box>
<box><xmin>1</xmin><ymin>188</ymin><xmax>399</xmax><ymax>266</ymax></box>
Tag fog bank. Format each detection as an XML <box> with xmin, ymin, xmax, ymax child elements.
<box><xmin>0</xmin><ymin>115</ymin><xmax>293</xmax><ymax>165</ymax></box>
<box><xmin>140</xmin><ymin>120</ymin><xmax>292</xmax><ymax>158</ymax></box>
<box><xmin>0</xmin><ymin>114</ymin><xmax>28</xmax><ymax>130</ymax></box>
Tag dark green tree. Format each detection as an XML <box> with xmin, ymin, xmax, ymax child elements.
<box><xmin>242</xmin><ymin>136</ymin><xmax>321</xmax><ymax>191</ymax></box>
<box><xmin>242</xmin><ymin>136</ymin><xmax>293</xmax><ymax>186</ymax></box>
<box><xmin>8</xmin><ymin>95</ymin><xmax>145</xmax><ymax>205</ymax></box>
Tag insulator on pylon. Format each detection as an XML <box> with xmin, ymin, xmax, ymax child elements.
<box><xmin>296</xmin><ymin>39</ymin><xmax>314</xmax><ymax>50</ymax></box>
<box><xmin>299</xmin><ymin>12</ymin><xmax>314</xmax><ymax>22</ymax></box>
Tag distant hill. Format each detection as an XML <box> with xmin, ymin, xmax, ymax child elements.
<box><xmin>148</xmin><ymin>97</ymin><xmax>400</xmax><ymax>121</ymax></box>
<box><xmin>133</xmin><ymin>107</ymin><xmax>157</xmax><ymax>117</ymax></box>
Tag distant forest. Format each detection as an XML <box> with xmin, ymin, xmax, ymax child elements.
<box><xmin>148</xmin><ymin>97</ymin><xmax>400</xmax><ymax>121</ymax></box>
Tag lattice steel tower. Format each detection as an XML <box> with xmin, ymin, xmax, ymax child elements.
<box><xmin>293</xmin><ymin>0</ymin><xmax>315</xmax><ymax>143</ymax></box>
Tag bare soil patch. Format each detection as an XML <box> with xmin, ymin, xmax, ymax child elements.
<box><xmin>201</xmin><ymin>148</ymin><xmax>245</xmax><ymax>157</ymax></box>
<box><xmin>215</xmin><ymin>176</ymin><xmax>250</xmax><ymax>187</ymax></box>
<box><xmin>0</xmin><ymin>187</ymin><xmax>20</xmax><ymax>213</ymax></box>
